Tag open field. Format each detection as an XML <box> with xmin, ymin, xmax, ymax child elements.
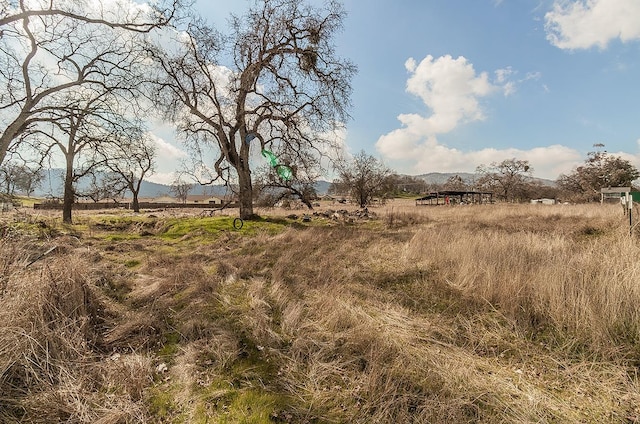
<box><xmin>2</xmin><ymin>201</ymin><xmax>640</xmax><ymax>423</ymax></box>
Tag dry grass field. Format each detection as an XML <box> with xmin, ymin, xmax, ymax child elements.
<box><xmin>2</xmin><ymin>200</ymin><xmax>640</xmax><ymax>423</ymax></box>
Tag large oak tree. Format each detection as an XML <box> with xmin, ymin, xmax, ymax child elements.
<box><xmin>557</xmin><ymin>147</ymin><xmax>639</xmax><ymax>202</ymax></box>
<box><xmin>475</xmin><ymin>158</ymin><xmax>533</xmax><ymax>202</ymax></box>
<box><xmin>149</xmin><ymin>0</ymin><xmax>356</xmax><ymax>219</ymax></box>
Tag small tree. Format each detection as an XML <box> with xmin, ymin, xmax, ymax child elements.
<box><xmin>81</xmin><ymin>171</ymin><xmax>126</xmax><ymax>203</ymax></box>
<box><xmin>101</xmin><ymin>133</ymin><xmax>156</xmax><ymax>212</ymax></box>
<box><xmin>170</xmin><ymin>178</ymin><xmax>192</xmax><ymax>204</ymax></box>
<box><xmin>334</xmin><ymin>151</ymin><xmax>392</xmax><ymax>208</ymax></box>
<box><xmin>0</xmin><ymin>161</ymin><xmax>21</xmax><ymax>195</ymax></box>
<box><xmin>475</xmin><ymin>158</ymin><xmax>533</xmax><ymax>202</ymax></box>
<box><xmin>557</xmin><ymin>147</ymin><xmax>639</xmax><ymax>202</ymax></box>
<box><xmin>0</xmin><ymin>161</ymin><xmax>43</xmax><ymax>196</ymax></box>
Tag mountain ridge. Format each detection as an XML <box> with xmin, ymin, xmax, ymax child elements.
<box><xmin>30</xmin><ymin>169</ymin><xmax>555</xmax><ymax>198</ymax></box>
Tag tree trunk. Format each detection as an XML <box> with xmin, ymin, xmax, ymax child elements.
<box><xmin>62</xmin><ymin>154</ymin><xmax>75</xmax><ymax>224</ymax></box>
<box><xmin>132</xmin><ymin>193</ymin><xmax>140</xmax><ymax>213</ymax></box>
<box><xmin>129</xmin><ymin>181</ymin><xmax>141</xmax><ymax>212</ymax></box>
<box><xmin>237</xmin><ymin>160</ymin><xmax>254</xmax><ymax>220</ymax></box>
<box><xmin>0</xmin><ymin>113</ymin><xmax>28</xmax><ymax>167</ymax></box>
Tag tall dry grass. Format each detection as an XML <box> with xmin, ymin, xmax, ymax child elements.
<box><xmin>3</xmin><ymin>202</ymin><xmax>640</xmax><ymax>423</ymax></box>
<box><xmin>397</xmin><ymin>203</ymin><xmax>640</xmax><ymax>359</ymax></box>
<box><xmin>218</xmin><ymin>206</ymin><xmax>640</xmax><ymax>422</ymax></box>
<box><xmin>0</xmin><ymin>239</ymin><xmax>153</xmax><ymax>423</ymax></box>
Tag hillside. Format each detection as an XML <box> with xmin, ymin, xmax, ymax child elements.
<box><xmin>33</xmin><ymin>169</ymin><xmax>333</xmax><ymax>198</ymax></box>
<box><xmin>416</xmin><ymin>172</ymin><xmax>556</xmax><ymax>187</ymax></box>
<box><xmin>31</xmin><ymin>169</ymin><xmax>556</xmax><ymax>202</ymax></box>
<box><xmin>1</xmin><ymin>203</ymin><xmax>639</xmax><ymax>423</ymax></box>
<box><xmin>34</xmin><ymin>169</ymin><xmax>230</xmax><ymax>198</ymax></box>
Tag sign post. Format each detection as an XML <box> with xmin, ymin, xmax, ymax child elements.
<box><xmin>627</xmin><ymin>193</ymin><xmax>633</xmax><ymax>235</ymax></box>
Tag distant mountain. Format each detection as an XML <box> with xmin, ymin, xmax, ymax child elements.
<box><xmin>415</xmin><ymin>172</ymin><xmax>556</xmax><ymax>187</ymax></box>
<box><xmin>33</xmin><ymin>169</ymin><xmax>333</xmax><ymax>198</ymax></box>
<box><xmin>313</xmin><ymin>180</ymin><xmax>331</xmax><ymax>195</ymax></box>
<box><xmin>35</xmin><ymin>169</ymin><xmax>557</xmax><ymax>199</ymax></box>
<box><xmin>415</xmin><ymin>172</ymin><xmax>477</xmax><ymax>185</ymax></box>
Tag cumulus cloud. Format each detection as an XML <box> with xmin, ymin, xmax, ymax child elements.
<box><xmin>380</xmin><ymin>135</ymin><xmax>581</xmax><ymax>180</ymax></box>
<box><xmin>402</xmin><ymin>55</ymin><xmax>499</xmax><ymax>135</ymax></box>
<box><xmin>149</xmin><ymin>133</ymin><xmax>187</xmax><ymax>160</ymax></box>
<box><xmin>545</xmin><ymin>0</ymin><xmax>640</xmax><ymax>49</ymax></box>
<box><xmin>376</xmin><ymin>54</ymin><xmax>580</xmax><ymax>179</ymax></box>
<box><xmin>146</xmin><ymin>171</ymin><xmax>179</xmax><ymax>185</ymax></box>
<box><xmin>616</xmin><ymin>140</ymin><xmax>640</xmax><ymax>173</ymax></box>
<box><xmin>144</xmin><ymin>131</ymin><xmax>188</xmax><ymax>185</ymax></box>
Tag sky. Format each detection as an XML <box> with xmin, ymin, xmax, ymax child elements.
<box><xmin>149</xmin><ymin>0</ymin><xmax>640</xmax><ymax>184</ymax></box>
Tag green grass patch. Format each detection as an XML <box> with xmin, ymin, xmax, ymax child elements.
<box><xmin>102</xmin><ymin>234</ymin><xmax>142</xmax><ymax>242</ymax></box>
<box><xmin>211</xmin><ymin>388</ymin><xmax>286</xmax><ymax>424</ymax></box>
<box><xmin>124</xmin><ymin>259</ymin><xmax>141</xmax><ymax>268</ymax></box>
<box><xmin>158</xmin><ymin>331</ymin><xmax>182</xmax><ymax>360</ymax></box>
<box><xmin>148</xmin><ymin>387</ymin><xmax>183</xmax><ymax>421</ymax></box>
<box><xmin>158</xmin><ymin>216</ymin><xmax>290</xmax><ymax>240</ymax></box>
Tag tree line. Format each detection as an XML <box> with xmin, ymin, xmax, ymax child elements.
<box><xmin>329</xmin><ymin>148</ymin><xmax>639</xmax><ymax>207</ymax></box>
<box><xmin>0</xmin><ymin>0</ymin><xmax>356</xmax><ymax>222</ymax></box>
<box><xmin>1</xmin><ymin>1</ymin><xmax>637</xmax><ymax>221</ymax></box>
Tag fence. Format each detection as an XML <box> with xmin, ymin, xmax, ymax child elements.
<box><xmin>33</xmin><ymin>202</ymin><xmax>238</xmax><ymax>211</ymax></box>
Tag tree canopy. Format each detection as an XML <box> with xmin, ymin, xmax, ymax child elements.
<box><xmin>333</xmin><ymin>151</ymin><xmax>392</xmax><ymax>208</ymax></box>
<box><xmin>148</xmin><ymin>0</ymin><xmax>356</xmax><ymax>219</ymax></box>
<box><xmin>475</xmin><ymin>158</ymin><xmax>533</xmax><ymax>202</ymax></box>
<box><xmin>557</xmin><ymin>148</ymin><xmax>640</xmax><ymax>202</ymax></box>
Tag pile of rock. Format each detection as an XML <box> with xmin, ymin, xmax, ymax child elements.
<box><xmin>314</xmin><ymin>208</ymin><xmax>377</xmax><ymax>223</ymax></box>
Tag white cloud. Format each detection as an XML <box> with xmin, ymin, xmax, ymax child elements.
<box><xmin>145</xmin><ymin>131</ymin><xmax>187</xmax><ymax>184</ymax></box>
<box><xmin>149</xmin><ymin>132</ymin><xmax>187</xmax><ymax>160</ymax></box>
<box><xmin>403</xmin><ymin>55</ymin><xmax>500</xmax><ymax>135</ymax></box>
<box><xmin>146</xmin><ymin>171</ymin><xmax>179</xmax><ymax>186</ymax></box>
<box><xmin>617</xmin><ymin>141</ymin><xmax>640</xmax><ymax>173</ymax></box>
<box><xmin>545</xmin><ymin>0</ymin><xmax>640</xmax><ymax>49</ymax></box>
<box><xmin>379</xmin><ymin>134</ymin><xmax>581</xmax><ymax>180</ymax></box>
<box><xmin>376</xmin><ymin>54</ymin><xmax>581</xmax><ymax>179</ymax></box>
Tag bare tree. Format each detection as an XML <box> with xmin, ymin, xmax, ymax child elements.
<box><xmin>48</xmin><ymin>87</ymin><xmax>145</xmax><ymax>223</ymax></box>
<box><xmin>170</xmin><ymin>177</ymin><xmax>191</xmax><ymax>204</ymax></box>
<box><xmin>334</xmin><ymin>151</ymin><xmax>393</xmax><ymax>208</ymax></box>
<box><xmin>5</xmin><ymin>5</ymin><xmax>162</xmax><ymax>223</ymax></box>
<box><xmin>0</xmin><ymin>0</ymin><xmax>182</xmax><ymax>166</ymax></box>
<box><xmin>81</xmin><ymin>171</ymin><xmax>123</xmax><ymax>203</ymax></box>
<box><xmin>149</xmin><ymin>0</ymin><xmax>356</xmax><ymax>219</ymax></box>
<box><xmin>0</xmin><ymin>160</ymin><xmax>23</xmax><ymax>195</ymax></box>
<box><xmin>100</xmin><ymin>133</ymin><xmax>156</xmax><ymax>212</ymax></box>
<box><xmin>0</xmin><ymin>0</ymin><xmax>180</xmax><ymax>29</ymax></box>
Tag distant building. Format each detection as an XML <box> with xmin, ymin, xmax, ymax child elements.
<box><xmin>530</xmin><ymin>198</ymin><xmax>557</xmax><ymax>205</ymax></box>
<box><xmin>186</xmin><ymin>195</ymin><xmax>223</xmax><ymax>205</ymax></box>
<box><xmin>416</xmin><ymin>190</ymin><xmax>493</xmax><ymax>206</ymax></box>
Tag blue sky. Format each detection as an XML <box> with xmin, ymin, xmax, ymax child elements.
<box><xmin>150</xmin><ymin>0</ymin><xmax>640</xmax><ymax>183</ymax></box>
